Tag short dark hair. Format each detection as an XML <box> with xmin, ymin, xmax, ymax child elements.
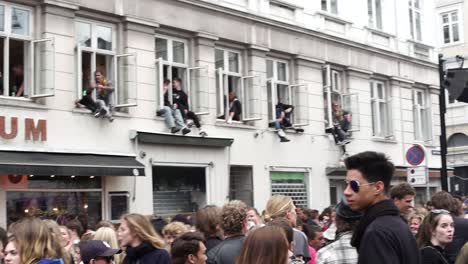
<box><xmin>431</xmin><ymin>191</ymin><xmax>458</xmax><ymax>215</ymax></box>
<box><xmin>302</xmin><ymin>224</ymin><xmax>322</xmax><ymax>240</ymax></box>
<box><xmin>344</xmin><ymin>151</ymin><xmax>394</xmax><ymax>189</ymax></box>
<box><xmin>390</xmin><ymin>183</ymin><xmax>416</xmax><ymax>200</ymax></box>
<box><xmin>173</xmin><ymin>77</ymin><xmax>182</xmax><ymax>83</ymax></box>
<box><xmin>171</xmin><ymin>232</ymin><xmax>205</xmax><ymax>264</ymax></box>
<box><xmin>66</xmin><ymin>219</ymin><xmax>84</xmax><ymax>238</ymax></box>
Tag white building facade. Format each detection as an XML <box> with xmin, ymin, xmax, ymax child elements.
<box><xmin>0</xmin><ymin>0</ymin><xmax>443</xmax><ymax>227</ymax></box>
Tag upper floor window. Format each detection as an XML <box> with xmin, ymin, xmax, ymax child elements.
<box><xmin>215</xmin><ymin>48</ymin><xmax>260</xmax><ymax>123</ymax></box>
<box><xmin>409</xmin><ymin>0</ymin><xmax>422</xmax><ymax>41</ymax></box>
<box><xmin>321</xmin><ymin>0</ymin><xmax>338</xmax><ymax>14</ymax></box>
<box><xmin>323</xmin><ymin>65</ymin><xmax>359</xmax><ymax>133</ymax></box>
<box><xmin>76</xmin><ymin>20</ymin><xmax>136</xmax><ymax>110</ymax></box>
<box><xmin>155</xmin><ymin>36</ymin><xmax>208</xmax><ymax>115</ymax></box>
<box><xmin>266</xmin><ymin>59</ymin><xmax>307</xmax><ymax>127</ymax></box>
<box><xmin>0</xmin><ymin>4</ymin><xmax>55</xmax><ymax>99</ymax></box>
<box><xmin>370</xmin><ymin>80</ymin><xmax>392</xmax><ymax>137</ymax></box>
<box><xmin>441</xmin><ymin>10</ymin><xmax>460</xmax><ymax>44</ymax></box>
<box><xmin>368</xmin><ymin>0</ymin><xmax>382</xmax><ymax>30</ymax></box>
<box><xmin>413</xmin><ymin>89</ymin><xmax>431</xmax><ymax>141</ymax></box>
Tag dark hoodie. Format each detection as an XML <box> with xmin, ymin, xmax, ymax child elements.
<box><xmin>351</xmin><ymin>199</ymin><xmax>420</xmax><ymax>264</ymax></box>
<box><xmin>122</xmin><ymin>241</ymin><xmax>170</xmax><ymax>264</ymax></box>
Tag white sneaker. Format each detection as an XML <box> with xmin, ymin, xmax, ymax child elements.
<box><xmin>227</xmin><ymin>118</ymin><xmax>233</xmax><ymax>124</ymax></box>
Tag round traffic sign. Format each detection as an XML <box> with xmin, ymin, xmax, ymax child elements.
<box><xmin>406</xmin><ymin>145</ymin><xmax>425</xmax><ymax>166</ymax></box>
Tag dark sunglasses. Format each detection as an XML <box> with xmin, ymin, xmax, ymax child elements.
<box><xmin>95</xmin><ymin>256</ymin><xmax>114</xmax><ymax>262</ymax></box>
<box><xmin>345</xmin><ymin>180</ymin><xmax>375</xmax><ymax>193</ymax></box>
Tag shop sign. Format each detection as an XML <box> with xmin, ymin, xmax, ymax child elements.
<box><xmin>0</xmin><ymin>116</ymin><xmax>47</xmax><ymax>141</ymax></box>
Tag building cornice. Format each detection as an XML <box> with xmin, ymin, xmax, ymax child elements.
<box><xmin>123</xmin><ymin>16</ymin><xmax>160</xmax><ymax>29</ymax></box>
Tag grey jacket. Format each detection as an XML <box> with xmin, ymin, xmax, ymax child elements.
<box><xmin>207</xmin><ymin>235</ymin><xmax>245</xmax><ymax>264</ymax></box>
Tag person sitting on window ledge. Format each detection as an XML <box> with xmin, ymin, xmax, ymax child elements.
<box><xmin>273</xmin><ymin>99</ymin><xmax>293</xmax><ymax>143</ymax></box>
<box><xmin>172</xmin><ymin>78</ymin><xmax>207</xmax><ymax>137</ymax></box>
<box><xmin>325</xmin><ymin>101</ymin><xmax>351</xmax><ymax>146</ymax></box>
<box><xmin>11</xmin><ymin>65</ymin><xmax>24</xmax><ymax>97</ymax></box>
<box><xmin>227</xmin><ymin>91</ymin><xmax>241</xmax><ymax>124</ymax></box>
<box><xmin>92</xmin><ymin>71</ymin><xmax>114</xmax><ymax>122</ymax></box>
<box><xmin>156</xmin><ymin>79</ymin><xmax>190</xmax><ymax>135</ymax></box>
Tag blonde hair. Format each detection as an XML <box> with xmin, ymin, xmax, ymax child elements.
<box><xmin>13</xmin><ymin>218</ymin><xmax>67</xmax><ymax>264</ymax></box>
<box><xmin>163</xmin><ymin>222</ymin><xmax>188</xmax><ymax>236</ymax></box>
<box><xmin>264</xmin><ymin>195</ymin><xmax>295</xmax><ymax>223</ymax></box>
<box><xmin>121</xmin><ymin>214</ymin><xmax>165</xmax><ymax>248</ymax></box>
<box><xmin>94</xmin><ymin>227</ymin><xmax>122</xmax><ymax>264</ymax></box>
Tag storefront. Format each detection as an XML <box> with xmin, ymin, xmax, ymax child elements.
<box><xmin>0</xmin><ymin>150</ymin><xmax>144</xmax><ymax>227</ymax></box>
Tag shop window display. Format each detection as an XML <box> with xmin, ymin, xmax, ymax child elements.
<box><xmin>6</xmin><ymin>176</ymin><xmax>102</xmax><ymax>227</ymax></box>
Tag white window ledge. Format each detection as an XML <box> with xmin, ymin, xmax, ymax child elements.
<box><xmin>0</xmin><ymin>97</ymin><xmax>47</xmax><ymax>110</ymax></box>
<box><xmin>215</xmin><ymin>120</ymin><xmax>257</xmax><ymax>130</ymax></box>
<box><xmin>371</xmin><ymin>136</ymin><xmax>398</xmax><ymax>144</ymax></box>
<box><xmin>270</xmin><ymin>0</ymin><xmax>304</xmax><ymax>10</ymax></box>
<box><xmin>365</xmin><ymin>26</ymin><xmax>396</xmax><ymax>38</ymax></box>
<box><xmin>315</xmin><ymin>11</ymin><xmax>353</xmax><ymax>25</ymax></box>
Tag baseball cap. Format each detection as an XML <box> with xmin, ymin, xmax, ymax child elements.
<box><xmin>80</xmin><ymin>240</ymin><xmax>121</xmax><ymax>263</ymax></box>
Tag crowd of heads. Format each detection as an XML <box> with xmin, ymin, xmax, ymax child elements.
<box><xmin>2</xmin><ymin>151</ymin><xmax>468</xmax><ymax>264</ymax></box>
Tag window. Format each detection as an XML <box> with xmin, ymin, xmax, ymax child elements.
<box><xmin>0</xmin><ymin>4</ymin><xmax>55</xmax><ymax>99</ymax></box>
<box><xmin>409</xmin><ymin>0</ymin><xmax>422</xmax><ymax>41</ymax></box>
<box><xmin>321</xmin><ymin>0</ymin><xmax>338</xmax><ymax>14</ymax></box>
<box><xmin>370</xmin><ymin>80</ymin><xmax>392</xmax><ymax>137</ymax></box>
<box><xmin>413</xmin><ymin>89</ymin><xmax>431</xmax><ymax>141</ymax></box>
<box><xmin>216</xmin><ymin>48</ymin><xmax>260</xmax><ymax>122</ymax></box>
<box><xmin>323</xmin><ymin>65</ymin><xmax>359</xmax><ymax>131</ymax></box>
<box><xmin>5</xmin><ymin>175</ymin><xmax>102</xmax><ymax>226</ymax></box>
<box><xmin>441</xmin><ymin>11</ymin><xmax>460</xmax><ymax>44</ymax></box>
<box><xmin>267</xmin><ymin>59</ymin><xmax>308</xmax><ymax>126</ymax></box>
<box><xmin>270</xmin><ymin>171</ymin><xmax>308</xmax><ymax>208</ymax></box>
<box><xmin>368</xmin><ymin>0</ymin><xmax>382</xmax><ymax>30</ymax></box>
<box><xmin>76</xmin><ymin>20</ymin><xmax>136</xmax><ymax>109</ymax></box>
<box><xmin>229</xmin><ymin>166</ymin><xmax>253</xmax><ymax>206</ymax></box>
<box><xmin>155</xmin><ymin>36</ymin><xmax>208</xmax><ymax>115</ymax></box>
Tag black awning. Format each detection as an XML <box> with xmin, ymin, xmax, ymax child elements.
<box><xmin>133</xmin><ymin>131</ymin><xmax>234</xmax><ymax>147</ymax></box>
<box><xmin>0</xmin><ymin>151</ymin><xmax>145</xmax><ymax>176</ymax></box>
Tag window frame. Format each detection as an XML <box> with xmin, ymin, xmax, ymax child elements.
<box><xmin>409</xmin><ymin>0</ymin><xmax>422</xmax><ymax>41</ymax></box>
<box><xmin>155</xmin><ymin>35</ymin><xmax>190</xmax><ymax>111</ymax></box>
<box><xmin>321</xmin><ymin>0</ymin><xmax>338</xmax><ymax>15</ymax></box>
<box><xmin>413</xmin><ymin>88</ymin><xmax>431</xmax><ymax>142</ymax></box>
<box><xmin>440</xmin><ymin>9</ymin><xmax>462</xmax><ymax>45</ymax></box>
<box><xmin>75</xmin><ymin>19</ymin><xmax>136</xmax><ymax>108</ymax></box>
<box><xmin>267</xmin><ymin>58</ymin><xmax>308</xmax><ymax>127</ymax></box>
<box><xmin>370</xmin><ymin>79</ymin><xmax>393</xmax><ymax>138</ymax></box>
<box><xmin>368</xmin><ymin>0</ymin><xmax>383</xmax><ymax>30</ymax></box>
<box><xmin>0</xmin><ymin>2</ymin><xmax>38</xmax><ymax>99</ymax></box>
<box><xmin>216</xmin><ymin>47</ymin><xmax>261</xmax><ymax>122</ymax></box>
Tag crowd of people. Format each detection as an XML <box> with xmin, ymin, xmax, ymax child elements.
<box><xmin>2</xmin><ymin>151</ymin><xmax>468</xmax><ymax>264</ymax></box>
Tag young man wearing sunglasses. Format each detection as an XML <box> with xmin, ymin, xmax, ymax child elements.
<box><xmin>343</xmin><ymin>151</ymin><xmax>419</xmax><ymax>264</ymax></box>
<box><xmin>80</xmin><ymin>240</ymin><xmax>121</xmax><ymax>264</ymax></box>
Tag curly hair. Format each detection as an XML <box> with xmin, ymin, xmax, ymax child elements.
<box><xmin>221</xmin><ymin>200</ymin><xmax>247</xmax><ymax>236</ymax></box>
<box><xmin>163</xmin><ymin>221</ymin><xmax>189</xmax><ymax>236</ymax></box>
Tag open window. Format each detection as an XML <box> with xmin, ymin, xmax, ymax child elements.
<box><xmin>215</xmin><ymin>48</ymin><xmax>260</xmax><ymax>122</ymax></box>
<box><xmin>115</xmin><ymin>54</ymin><xmax>137</xmax><ymax>107</ymax></box>
<box><xmin>342</xmin><ymin>93</ymin><xmax>360</xmax><ymax>132</ymax></box>
<box><xmin>323</xmin><ymin>65</ymin><xmax>344</xmax><ymax>129</ymax></box>
<box><xmin>188</xmin><ymin>66</ymin><xmax>209</xmax><ymax>115</ymax></box>
<box><xmin>30</xmin><ymin>38</ymin><xmax>55</xmax><ymax>98</ymax></box>
<box><xmin>155</xmin><ymin>36</ymin><xmax>208</xmax><ymax>115</ymax></box>
<box><xmin>267</xmin><ymin>59</ymin><xmax>308</xmax><ymax>126</ymax></box>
